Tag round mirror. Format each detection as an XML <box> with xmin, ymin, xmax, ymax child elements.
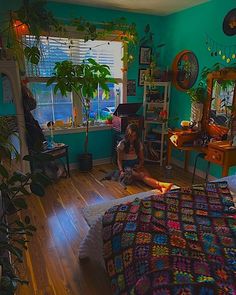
<box><xmin>172</xmin><ymin>50</ymin><xmax>199</xmax><ymax>91</ymax></box>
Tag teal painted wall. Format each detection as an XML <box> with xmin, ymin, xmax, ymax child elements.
<box><xmin>51</xmin><ymin>129</ymin><xmax>113</xmax><ymax>162</ymax></box>
<box><xmin>162</xmin><ymin>0</ymin><xmax>236</xmax><ymax>177</ymax></box>
<box><xmin>0</xmin><ymin>76</ymin><xmax>16</xmax><ymax>116</ymax></box>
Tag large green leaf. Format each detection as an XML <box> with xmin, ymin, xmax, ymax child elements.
<box><xmin>31</xmin><ymin>172</ymin><xmax>51</xmax><ymax>186</ymax></box>
<box><xmin>24</xmin><ymin>46</ymin><xmax>40</xmax><ymax>65</ymax></box>
<box><xmin>0</xmin><ymin>164</ymin><xmax>9</xmax><ymax>178</ymax></box>
<box><xmin>24</xmin><ymin>216</ymin><xmax>31</xmax><ymax>225</ymax></box>
<box><xmin>12</xmin><ymin>198</ymin><xmax>27</xmax><ymax>210</ymax></box>
<box><xmin>30</xmin><ymin>182</ymin><xmax>45</xmax><ymax>197</ymax></box>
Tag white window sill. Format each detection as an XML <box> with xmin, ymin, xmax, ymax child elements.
<box><xmin>43</xmin><ymin>124</ymin><xmax>113</xmax><ymax>135</ymax></box>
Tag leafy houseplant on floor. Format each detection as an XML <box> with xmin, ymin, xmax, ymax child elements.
<box><xmin>0</xmin><ymin>117</ymin><xmax>50</xmax><ymax>294</ymax></box>
<box><xmin>47</xmin><ymin>58</ymin><xmax>116</xmax><ymax>172</ymax></box>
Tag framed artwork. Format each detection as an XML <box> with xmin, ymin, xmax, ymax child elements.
<box><xmin>139</xmin><ymin>47</ymin><xmax>152</xmax><ymax>65</ymax></box>
<box><xmin>138</xmin><ymin>69</ymin><xmax>147</xmax><ymax>86</ymax></box>
<box><xmin>127</xmin><ymin>79</ymin><xmax>136</xmax><ymax>96</ymax></box>
<box><xmin>172</xmin><ymin>50</ymin><xmax>199</xmax><ymax>91</ymax></box>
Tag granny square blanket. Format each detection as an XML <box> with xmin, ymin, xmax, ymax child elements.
<box><xmin>102</xmin><ymin>182</ymin><xmax>236</xmax><ymax>295</ymax></box>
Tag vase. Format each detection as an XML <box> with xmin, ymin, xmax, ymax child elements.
<box><xmin>190</xmin><ymin>102</ymin><xmax>203</xmax><ymax>130</ymax></box>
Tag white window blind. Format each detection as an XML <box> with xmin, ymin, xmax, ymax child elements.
<box><xmin>23</xmin><ymin>36</ymin><xmax>123</xmax><ymax>79</ymax></box>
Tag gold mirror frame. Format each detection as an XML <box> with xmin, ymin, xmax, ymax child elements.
<box><xmin>202</xmin><ymin>68</ymin><xmax>236</xmax><ymax>138</ymax></box>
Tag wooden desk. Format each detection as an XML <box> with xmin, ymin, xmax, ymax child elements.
<box><xmin>167</xmin><ymin>130</ymin><xmax>236</xmax><ymax>177</ymax></box>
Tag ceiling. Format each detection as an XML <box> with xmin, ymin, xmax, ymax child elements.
<box><xmin>51</xmin><ymin>0</ymin><xmax>209</xmax><ymax>16</ymax></box>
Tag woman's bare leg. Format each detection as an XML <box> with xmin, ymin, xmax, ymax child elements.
<box><xmin>132</xmin><ymin>167</ymin><xmax>173</xmax><ymax>193</ymax></box>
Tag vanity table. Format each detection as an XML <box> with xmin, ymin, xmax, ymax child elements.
<box><xmin>167</xmin><ymin>133</ymin><xmax>236</xmax><ymax>177</ymax></box>
<box><xmin>205</xmin><ymin>141</ymin><xmax>236</xmax><ymax>177</ymax></box>
<box><xmin>167</xmin><ymin>68</ymin><xmax>236</xmax><ymax>177</ymax></box>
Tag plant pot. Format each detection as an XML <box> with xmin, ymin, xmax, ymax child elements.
<box><xmin>191</xmin><ymin>102</ymin><xmax>203</xmax><ymax>123</ymax></box>
<box><xmin>78</xmin><ymin>153</ymin><xmax>93</xmax><ymax>172</ymax></box>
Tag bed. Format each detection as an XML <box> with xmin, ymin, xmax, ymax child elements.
<box><xmin>79</xmin><ymin>176</ymin><xmax>236</xmax><ymax>294</ymax></box>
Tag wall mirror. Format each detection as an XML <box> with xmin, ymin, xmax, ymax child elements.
<box><xmin>203</xmin><ymin>69</ymin><xmax>236</xmax><ymax>137</ymax></box>
<box><xmin>210</xmin><ymin>79</ymin><xmax>235</xmax><ymax>127</ymax></box>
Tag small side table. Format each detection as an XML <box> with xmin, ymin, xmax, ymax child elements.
<box><xmin>31</xmin><ymin>144</ymin><xmax>70</xmax><ymax>177</ymax></box>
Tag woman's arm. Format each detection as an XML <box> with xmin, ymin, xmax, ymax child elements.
<box><xmin>137</xmin><ymin>148</ymin><xmax>144</xmax><ymax>168</ymax></box>
<box><xmin>117</xmin><ymin>148</ymin><xmax>124</xmax><ymax>173</ymax></box>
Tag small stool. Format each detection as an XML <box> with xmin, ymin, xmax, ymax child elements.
<box><xmin>192</xmin><ymin>153</ymin><xmax>210</xmax><ymax>184</ymax></box>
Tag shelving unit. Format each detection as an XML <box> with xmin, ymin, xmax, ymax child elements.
<box><xmin>143</xmin><ymin>81</ymin><xmax>171</xmax><ymax>166</ymax></box>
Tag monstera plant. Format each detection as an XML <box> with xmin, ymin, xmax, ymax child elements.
<box><xmin>47</xmin><ymin>58</ymin><xmax>116</xmax><ymax>171</ymax></box>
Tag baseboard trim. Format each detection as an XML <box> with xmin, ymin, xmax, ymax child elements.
<box><xmin>69</xmin><ymin>157</ymin><xmax>112</xmax><ymax>170</ymax></box>
<box><xmin>171</xmin><ymin>158</ymin><xmax>216</xmax><ymax>181</ymax></box>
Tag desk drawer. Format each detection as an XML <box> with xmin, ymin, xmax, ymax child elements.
<box><xmin>205</xmin><ymin>148</ymin><xmax>224</xmax><ymax>165</ymax></box>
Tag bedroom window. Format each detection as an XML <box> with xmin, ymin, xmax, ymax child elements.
<box><xmin>23</xmin><ymin>35</ymin><xmax>124</xmax><ymax>127</ymax></box>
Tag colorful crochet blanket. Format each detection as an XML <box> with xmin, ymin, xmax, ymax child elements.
<box><xmin>102</xmin><ymin>182</ymin><xmax>236</xmax><ymax>295</ymax></box>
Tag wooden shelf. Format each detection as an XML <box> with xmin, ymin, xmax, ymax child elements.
<box><xmin>144</xmin><ymin>120</ymin><xmax>166</xmax><ymax>124</ymax></box>
<box><xmin>143</xmin><ymin>81</ymin><xmax>171</xmax><ymax>166</ymax></box>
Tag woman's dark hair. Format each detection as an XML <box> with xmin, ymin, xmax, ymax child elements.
<box><xmin>21</xmin><ymin>84</ymin><xmax>37</xmax><ymax>111</ymax></box>
<box><xmin>123</xmin><ymin>123</ymin><xmax>141</xmax><ymax>154</ymax></box>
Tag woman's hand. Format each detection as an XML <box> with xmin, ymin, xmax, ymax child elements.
<box><xmin>134</xmin><ymin>164</ymin><xmax>143</xmax><ymax>171</ymax></box>
<box><xmin>119</xmin><ymin>170</ymin><xmax>125</xmax><ymax>178</ymax></box>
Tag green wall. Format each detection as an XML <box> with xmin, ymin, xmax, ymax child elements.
<box><xmin>162</xmin><ymin>0</ymin><xmax>236</xmax><ymax>177</ymax></box>
<box><xmin>0</xmin><ymin>76</ymin><xmax>16</xmax><ymax>116</ymax></box>
<box><xmin>51</xmin><ymin>129</ymin><xmax>113</xmax><ymax>162</ymax></box>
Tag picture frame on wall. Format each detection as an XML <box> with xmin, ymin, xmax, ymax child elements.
<box><xmin>138</xmin><ymin>69</ymin><xmax>147</xmax><ymax>86</ymax></box>
<box><xmin>139</xmin><ymin>47</ymin><xmax>152</xmax><ymax>65</ymax></box>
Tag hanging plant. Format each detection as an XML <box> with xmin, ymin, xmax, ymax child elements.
<box><xmin>0</xmin><ymin>0</ymin><xmax>63</xmax><ymax>69</ymax></box>
<box><xmin>72</xmin><ymin>17</ymin><xmax>138</xmax><ymax>67</ymax></box>
<box><xmin>15</xmin><ymin>0</ymin><xmax>64</xmax><ymax>37</ymax></box>
<box><xmin>1</xmin><ymin>0</ymin><xmax>138</xmax><ymax>70</ymax></box>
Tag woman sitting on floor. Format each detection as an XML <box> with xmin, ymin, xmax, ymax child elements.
<box><xmin>117</xmin><ymin>123</ymin><xmax>173</xmax><ymax>193</ymax></box>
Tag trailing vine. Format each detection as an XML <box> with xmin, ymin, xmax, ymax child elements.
<box><xmin>0</xmin><ymin>0</ymin><xmax>138</xmax><ymax>70</ymax></box>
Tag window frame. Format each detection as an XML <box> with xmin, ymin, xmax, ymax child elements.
<box><xmin>23</xmin><ymin>27</ymin><xmax>127</xmax><ymax>130</ymax></box>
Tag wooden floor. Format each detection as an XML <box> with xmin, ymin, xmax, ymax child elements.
<box><xmin>16</xmin><ymin>163</ymin><xmax>204</xmax><ymax>295</ymax></box>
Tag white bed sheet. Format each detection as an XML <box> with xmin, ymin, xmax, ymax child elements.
<box><xmin>78</xmin><ymin>176</ymin><xmax>236</xmax><ymax>268</ymax></box>
<box><xmin>79</xmin><ymin>189</ymin><xmax>166</xmax><ymax>268</ymax></box>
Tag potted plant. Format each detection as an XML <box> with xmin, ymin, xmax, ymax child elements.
<box><xmin>186</xmin><ymin>83</ymin><xmax>206</xmax><ymax>130</ymax></box>
<box><xmin>47</xmin><ymin>58</ymin><xmax>116</xmax><ymax>172</ymax></box>
<box><xmin>0</xmin><ymin>116</ymin><xmax>50</xmax><ymax>294</ymax></box>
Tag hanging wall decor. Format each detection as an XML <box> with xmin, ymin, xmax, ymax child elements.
<box><xmin>205</xmin><ymin>34</ymin><xmax>236</xmax><ymax>64</ymax></box>
<box><xmin>223</xmin><ymin>8</ymin><xmax>236</xmax><ymax>36</ymax></box>
<box><xmin>172</xmin><ymin>50</ymin><xmax>199</xmax><ymax>91</ymax></box>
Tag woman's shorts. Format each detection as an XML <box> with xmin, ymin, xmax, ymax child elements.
<box><xmin>122</xmin><ymin>158</ymin><xmax>139</xmax><ymax>169</ymax></box>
